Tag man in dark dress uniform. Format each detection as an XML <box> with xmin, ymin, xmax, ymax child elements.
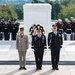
<box><xmin>3</xmin><ymin>19</ymin><xmax>10</xmax><ymax>40</ymax></box>
<box><xmin>70</xmin><ymin>18</ymin><xmax>75</xmax><ymax>33</ymax></box>
<box><xmin>56</xmin><ymin>19</ymin><xmax>63</xmax><ymax>34</ymax></box>
<box><xmin>32</xmin><ymin>28</ymin><xmax>46</xmax><ymax>70</ymax></box>
<box><xmin>66</xmin><ymin>21</ymin><xmax>72</xmax><ymax>34</ymax></box>
<box><xmin>0</xmin><ymin>18</ymin><xmax>3</xmax><ymax>40</ymax></box>
<box><xmin>11</xmin><ymin>19</ymin><xmax>19</xmax><ymax>40</ymax></box>
<box><xmin>63</xmin><ymin>19</ymin><xmax>68</xmax><ymax>33</ymax></box>
<box><xmin>48</xmin><ymin>24</ymin><xmax>63</xmax><ymax>70</ymax></box>
<box><xmin>0</xmin><ymin>19</ymin><xmax>3</xmax><ymax>33</ymax></box>
<box><xmin>63</xmin><ymin>19</ymin><xmax>74</xmax><ymax>40</ymax></box>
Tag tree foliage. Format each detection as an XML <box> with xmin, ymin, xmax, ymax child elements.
<box><xmin>58</xmin><ymin>3</ymin><xmax>75</xmax><ymax>20</ymax></box>
<box><xmin>53</xmin><ymin>2</ymin><xmax>61</xmax><ymax>19</ymax></box>
<box><xmin>1</xmin><ymin>0</ymin><xmax>75</xmax><ymax>20</ymax></box>
<box><xmin>0</xmin><ymin>4</ymin><xmax>18</xmax><ymax>20</ymax></box>
<box><xmin>13</xmin><ymin>4</ymin><xmax>23</xmax><ymax>20</ymax></box>
<box><xmin>60</xmin><ymin>0</ymin><xmax>75</xmax><ymax>6</ymax></box>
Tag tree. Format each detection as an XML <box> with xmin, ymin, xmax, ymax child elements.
<box><xmin>44</xmin><ymin>0</ymin><xmax>61</xmax><ymax>19</ymax></box>
<box><xmin>60</xmin><ymin>0</ymin><xmax>75</xmax><ymax>6</ymax></box>
<box><xmin>54</xmin><ymin>2</ymin><xmax>61</xmax><ymax>19</ymax></box>
<box><xmin>13</xmin><ymin>4</ymin><xmax>23</xmax><ymax>19</ymax></box>
<box><xmin>49</xmin><ymin>1</ymin><xmax>56</xmax><ymax>19</ymax></box>
<box><xmin>33</xmin><ymin>0</ymin><xmax>40</xmax><ymax>3</ymax></box>
<box><xmin>58</xmin><ymin>3</ymin><xmax>75</xmax><ymax>20</ymax></box>
<box><xmin>0</xmin><ymin>4</ymin><xmax>18</xmax><ymax>20</ymax></box>
<box><xmin>45</xmin><ymin>0</ymin><xmax>51</xmax><ymax>3</ymax></box>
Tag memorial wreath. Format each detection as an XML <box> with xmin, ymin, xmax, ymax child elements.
<box><xmin>29</xmin><ymin>24</ymin><xmax>45</xmax><ymax>36</ymax></box>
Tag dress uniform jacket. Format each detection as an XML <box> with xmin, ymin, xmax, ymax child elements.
<box><xmin>56</xmin><ymin>22</ymin><xmax>63</xmax><ymax>34</ymax></box>
<box><xmin>0</xmin><ymin>21</ymin><xmax>3</xmax><ymax>32</ymax></box>
<box><xmin>11</xmin><ymin>22</ymin><xmax>19</xmax><ymax>40</ymax></box>
<box><xmin>32</xmin><ymin>34</ymin><xmax>46</xmax><ymax>53</ymax></box>
<box><xmin>16</xmin><ymin>35</ymin><xmax>28</xmax><ymax>51</ymax></box>
<box><xmin>63</xmin><ymin>22</ymin><xmax>67</xmax><ymax>32</ymax></box>
<box><xmin>71</xmin><ymin>21</ymin><xmax>75</xmax><ymax>33</ymax></box>
<box><xmin>11</xmin><ymin>22</ymin><xmax>19</xmax><ymax>33</ymax></box>
<box><xmin>66</xmin><ymin>23</ymin><xmax>72</xmax><ymax>34</ymax></box>
<box><xmin>48</xmin><ymin>32</ymin><xmax>63</xmax><ymax>49</ymax></box>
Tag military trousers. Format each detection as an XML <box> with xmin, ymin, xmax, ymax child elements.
<box><xmin>18</xmin><ymin>51</ymin><xmax>26</xmax><ymax>67</ymax></box>
<box><xmin>4</xmin><ymin>32</ymin><xmax>10</xmax><ymax>40</ymax></box>
<box><xmin>34</xmin><ymin>51</ymin><xmax>44</xmax><ymax>69</ymax></box>
<box><xmin>51</xmin><ymin>49</ymin><xmax>60</xmax><ymax>68</ymax></box>
<box><xmin>11</xmin><ymin>32</ymin><xmax>17</xmax><ymax>40</ymax></box>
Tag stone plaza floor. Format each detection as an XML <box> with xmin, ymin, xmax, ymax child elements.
<box><xmin>0</xmin><ymin>41</ymin><xmax>75</xmax><ymax>75</ymax></box>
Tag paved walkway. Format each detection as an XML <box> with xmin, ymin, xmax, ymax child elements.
<box><xmin>0</xmin><ymin>41</ymin><xmax>75</xmax><ymax>75</ymax></box>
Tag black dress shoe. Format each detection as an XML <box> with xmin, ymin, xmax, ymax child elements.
<box><xmin>19</xmin><ymin>67</ymin><xmax>22</xmax><ymax>70</ymax></box>
<box><xmin>39</xmin><ymin>68</ymin><xmax>42</xmax><ymax>70</ymax></box>
<box><xmin>36</xmin><ymin>68</ymin><xmax>39</xmax><ymax>70</ymax></box>
<box><xmin>52</xmin><ymin>68</ymin><xmax>55</xmax><ymax>70</ymax></box>
<box><xmin>56</xmin><ymin>68</ymin><xmax>59</xmax><ymax>70</ymax></box>
<box><xmin>22</xmin><ymin>67</ymin><xmax>27</xmax><ymax>70</ymax></box>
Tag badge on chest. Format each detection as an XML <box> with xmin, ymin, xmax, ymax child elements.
<box><xmin>42</xmin><ymin>36</ymin><xmax>44</xmax><ymax>43</ymax></box>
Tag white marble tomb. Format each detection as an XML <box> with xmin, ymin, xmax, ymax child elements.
<box><xmin>23</xmin><ymin>3</ymin><xmax>52</xmax><ymax>42</ymax></box>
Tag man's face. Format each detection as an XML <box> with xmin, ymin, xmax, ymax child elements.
<box><xmin>53</xmin><ymin>27</ymin><xmax>57</xmax><ymax>32</ymax></box>
<box><xmin>20</xmin><ymin>28</ymin><xmax>24</xmax><ymax>34</ymax></box>
<box><xmin>37</xmin><ymin>30</ymin><xmax>41</xmax><ymax>34</ymax></box>
<box><xmin>20</xmin><ymin>30</ymin><xmax>24</xmax><ymax>34</ymax></box>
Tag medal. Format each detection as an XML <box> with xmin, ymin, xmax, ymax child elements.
<box><xmin>42</xmin><ymin>36</ymin><xmax>44</xmax><ymax>43</ymax></box>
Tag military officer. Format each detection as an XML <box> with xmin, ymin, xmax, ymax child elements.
<box><xmin>63</xmin><ymin>18</ymin><xmax>68</xmax><ymax>33</ymax></box>
<box><xmin>70</xmin><ymin>18</ymin><xmax>75</xmax><ymax>33</ymax></box>
<box><xmin>3</xmin><ymin>19</ymin><xmax>10</xmax><ymax>40</ymax></box>
<box><xmin>64</xmin><ymin>19</ymin><xmax>74</xmax><ymax>40</ymax></box>
<box><xmin>0</xmin><ymin>18</ymin><xmax>3</xmax><ymax>32</ymax></box>
<box><xmin>48</xmin><ymin>24</ymin><xmax>63</xmax><ymax>70</ymax></box>
<box><xmin>31</xmin><ymin>27</ymin><xmax>46</xmax><ymax>70</ymax></box>
<box><xmin>56</xmin><ymin>19</ymin><xmax>63</xmax><ymax>34</ymax></box>
<box><xmin>11</xmin><ymin>19</ymin><xmax>19</xmax><ymax>40</ymax></box>
<box><xmin>0</xmin><ymin>18</ymin><xmax>3</xmax><ymax>40</ymax></box>
<box><xmin>66</xmin><ymin>20</ymin><xmax>72</xmax><ymax>34</ymax></box>
<box><xmin>16</xmin><ymin>25</ymin><xmax>28</xmax><ymax>70</ymax></box>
